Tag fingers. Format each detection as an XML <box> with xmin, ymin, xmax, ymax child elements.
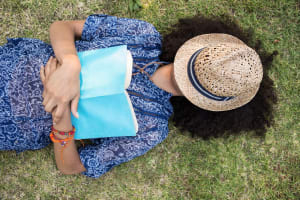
<box><xmin>42</xmin><ymin>89</ymin><xmax>50</xmax><ymax>107</ymax></box>
<box><xmin>43</xmin><ymin>97</ymin><xmax>57</xmax><ymax>113</ymax></box>
<box><xmin>71</xmin><ymin>95</ymin><xmax>80</xmax><ymax>118</ymax></box>
<box><xmin>41</xmin><ymin>56</ymin><xmax>58</xmax><ymax>99</ymax></box>
<box><xmin>50</xmin><ymin>56</ymin><xmax>58</xmax><ymax>74</ymax></box>
<box><xmin>44</xmin><ymin>56</ymin><xmax>58</xmax><ymax>79</ymax></box>
<box><xmin>51</xmin><ymin>107</ymin><xmax>57</xmax><ymax>124</ymax></box>
<box><xmin>53</xmin><ymin>104</ymin><xmax>66</xmax><ymax>124</ymax></box>
<box><xmin>40</xmin><ymin>66</ymin><xmax>45</xmax><ymax>84</ymax></box>
<box><xmin>40</xmin><ymin>56</ymin><xmax>77</xmax><ymax>123</ymax></box>
<box><xmin>45</xmin><ymin>56</ymin><xmax>52</xmax><ymax>78</ymax></box>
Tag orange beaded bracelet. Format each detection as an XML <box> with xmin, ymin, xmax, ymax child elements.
<box><xmin>50</xmin><ymin>127</ymin><xmax>75</xmax><ymax>165</ymax></box>
<box><xmin>50</xmin><ymin>132</ymin><xmax>74</xmax><ymax>146</ymax></box>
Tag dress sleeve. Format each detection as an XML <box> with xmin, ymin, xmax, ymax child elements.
<box><xmin>81</xmin><ymin>14</ymin><xmax>160</xmax><ymax>41</ymax></box>
<box><xmin>78</xmin><ymin>116</ymin><xmax>169</xmax><ymax>178</ymax></box>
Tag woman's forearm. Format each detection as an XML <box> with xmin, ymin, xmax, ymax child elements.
<box><xmin>52</xmin><ymin>108</ymin><xmax>86</xmax><ymax>174</ymax></box>
<box><xmin>49</xmin><ymin>20</ymin><xmax>85</xmax><ymax>64</ymax></box>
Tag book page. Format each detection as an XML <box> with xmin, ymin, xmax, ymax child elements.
<box><xmin>124</xmin><ymin>50</ymin><xmax>133</xmax><ymax>89</ymax></box>
<box><xmin>125</xmin><ymin>90</ymin><xmax>138</xmax><ymax>133</ymax></box>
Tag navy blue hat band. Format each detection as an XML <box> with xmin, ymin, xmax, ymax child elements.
<box><xmin>187</xmin><ymin>48</ymin><xmax>234</xmax><ymax>101</ymax></box>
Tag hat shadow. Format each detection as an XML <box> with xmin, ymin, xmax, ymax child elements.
<box><xmin>162</xmin><ymin>15</ymin><xmax>278</xmax><ymax>139</ymax></box>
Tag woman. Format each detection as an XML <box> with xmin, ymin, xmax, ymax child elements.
<box><xmin>0</xmin><ymin>14</ymin><xmax>277</xmax><ymax>178</ymax></box>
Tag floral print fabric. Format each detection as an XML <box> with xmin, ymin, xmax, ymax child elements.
<box><xmin>0</xmin><ymin>14</ymin><xmax>173</xmax><ymax>178</ymax></box>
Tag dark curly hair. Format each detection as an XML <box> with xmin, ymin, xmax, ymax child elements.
<box><xmin>160</xmin><ymin>15</ymin><xmax>278</xmax><ymax>138</ymax></box>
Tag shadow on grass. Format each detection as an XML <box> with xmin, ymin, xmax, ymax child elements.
<box><xmin>161</xmin><ymin>14</ymin><xmax>278</xmax><ymax>139</ymax></box>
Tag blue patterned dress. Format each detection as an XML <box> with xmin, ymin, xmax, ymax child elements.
<box><xmin>0</xmin><ymin>14</ymin><xmax>173</xmax><ymax>178</ymax></box>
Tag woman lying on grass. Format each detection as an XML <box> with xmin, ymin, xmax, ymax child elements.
<box><xmin>0</xmin><ymin>14</ymin><xmax>277</xmax><ymax>178</ymax></box>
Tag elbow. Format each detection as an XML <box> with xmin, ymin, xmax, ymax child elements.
<box><xmin>59</xmin><ymin>169</ymin><xmax>80</xmax><ymax>175</ymax></box>
<box><xmin>49</xmin><ymin>21</ymin><xmax>59</xmax><ymax>31</ymax></box>
<box><xmin>57</xmin><ymin>164</ymin><xmax>86</xmax><ymax>175</ymax></box>
<box><xmin>49</xmin><ymin>21</ymin><xmax>69</xmax><ymax>33</ymax></box>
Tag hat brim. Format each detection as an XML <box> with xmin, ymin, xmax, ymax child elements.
<box><xmin>174</xmin><ymin>33</ymin><xmax>260</xmax><ymax>111</ymax></box>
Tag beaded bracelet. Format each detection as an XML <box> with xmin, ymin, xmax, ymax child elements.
<box><xmin>51</xmin><ymin>126</ymin><xmax>75</xmax><ymax>136</ymax></box>
<box><xmin>50</xmin><ymin>132</ymin><xmax>74</xmax><ymax>146</ymax></box>
<box><xmin>50</xmin><ymin>127</ymin><xmax>75</xmax><ymax>165</ymax></box>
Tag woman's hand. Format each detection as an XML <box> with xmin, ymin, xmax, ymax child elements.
<box><xmin>41</xmin><ymin>55</ymin><xmax>81</xmax><ymax>123</ymax></box>
<box><xmin>40</xmin><ymin>56</ymin><xmax>72</xmax><ymax>122</ymax></box>
<box><xmin>40</xmin><ymin>56</ymin><xmax>58</xmax><ymax>89</ymax></box>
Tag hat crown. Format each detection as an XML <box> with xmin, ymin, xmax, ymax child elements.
<box><xmin>174</xmin><ymin>33</ymin><xmax>264</xmax><ymax>111</ymax></box>
<box><xmin>194</xmin><ymin>43</ymin><xmax>263</xmax><ymax>97</ymax></box>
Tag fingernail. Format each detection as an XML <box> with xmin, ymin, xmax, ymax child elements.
<box><xmin>76</xmin><ymin>112</ymin><xmax>79</xmax><ymax>118</ymax></box>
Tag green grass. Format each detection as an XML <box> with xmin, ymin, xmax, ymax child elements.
<box><xmin>0</xmin><ymin>0</ymin><xmax>299</xmax><ymax>199</ymax></box>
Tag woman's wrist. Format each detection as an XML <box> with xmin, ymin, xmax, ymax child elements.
<box><xmin>61</xmin><ymin>54</ymin><xmax>81</xmax><ymax>72</ymax></box>
<box><xmin>52</xmin><ymin>105</ymin><xmax>73</xmax><ymax>134</ymax></box>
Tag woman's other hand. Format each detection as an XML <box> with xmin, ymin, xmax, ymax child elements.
<box><xmin>41</xmin><ymin>57</ymin><xmax>85</xmax><ymax>175</ymax></box>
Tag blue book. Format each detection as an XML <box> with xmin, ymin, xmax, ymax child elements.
<box><xmin>71</xmin><ymin>45</ymin><xmax>138</xmax><ymax>139</ymax></box>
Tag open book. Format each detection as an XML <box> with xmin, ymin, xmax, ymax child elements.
<box><xmin>71</xmin><ymin>45</ymin><xmax>138</xmax><ymax>139</ymax></box>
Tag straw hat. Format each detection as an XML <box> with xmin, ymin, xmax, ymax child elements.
<box><xmin>174</xmin><ymin>33</ymin><xmax>263</xmax><ymax>111</ymax></box>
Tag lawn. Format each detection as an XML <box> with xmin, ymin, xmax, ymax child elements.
<box><xmin>0</xmin><ymin>0</ymin><xmax>299</xmax><ymax>199</ymax></box>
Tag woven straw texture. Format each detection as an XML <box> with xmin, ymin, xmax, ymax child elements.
<box><xmin>174</xmin><ymin>33</ymin><xmax>263</xmax><ymax>111</ymax></box>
